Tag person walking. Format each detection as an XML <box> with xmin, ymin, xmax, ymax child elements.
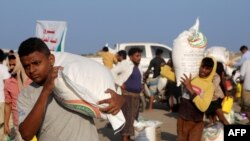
<box><xmin>98</xmin><ymin>46</ymin><xmax>118</xmax><ymax>69</ymax></box>
<box><xmin>205</xmin><ymin>62</ymin><xmax>229</xmax><ymax>125</ymax></box>
<box><xmin>116</xmin><ymin>50</ymin><xmax>127</xmax><ymax>63</ymax></box>
<box><xmin>17</xmin><ymin>37</ymin><xmax>124</xmax><ymax>141</ymax></box>
<box><xmin>240</xmin><ymin>59</ymin><xmax>250</xmax><ymax>120</ymax></box>
<box><xmin>0</xmin><ymin>49</ymin><xmax>11</xmax><ymax>141</ymax></box>
<box><xmin>177</xmin><ymin>57</ymin><xmax>217</xmax><ymax>141</ymax></box>
<box><xmin>4</xmin><ymin>53</ymin><xmax>31</xmax><ymax>141</ymax></box>
<box><xmin>231</xmin><ymin>45</ymin><xmax>250</xmax><ymax>69</ymax></box>
<box><xmin>144</xmin><ymin>48</ymin><xmax>166</xmax><ymax>110</ymax></box>
<box><xmin>111</xmin><ymin>47</ymin><xmax>143</xmax><ymax>141</ymax></box>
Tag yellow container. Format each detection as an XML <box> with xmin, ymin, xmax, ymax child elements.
<box><xmin>160</xmin><ymin>65</ymin><xmax>175</xmax><ymax>82</ymax></box>
<box><xmin>222</xmin><ymin>96</ymin><xmax>233</xmax><ymax>113</ymax></box>
<box><xmin>31</xmin><ymin>136</ymin><xmax>37</xmax><ymax>141</ymax></box>
<box><xmin>236</xmin><ymin>83</ymin><xmax>242</xmax><ymax>98</ymax></box>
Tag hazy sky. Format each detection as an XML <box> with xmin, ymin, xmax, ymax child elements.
<box><xmin>1</xmin><ymin>0</ymin><xmax>250</xmax><ymax>54</ymax></box>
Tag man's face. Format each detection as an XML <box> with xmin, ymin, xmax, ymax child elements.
<box><xmin>8</xmin><ymin>59</ymin><xmax>16</xmax><ymax>73</ymax></box>
<box><xmin>20</xmin><ymin>51</ymin><xmax>54</xmax><ymax>85</ymax></box>
<box><xmin>241</xmin><ymin>49</ymin><xmax>247</xmax><ymax>54</ymax></box>
<box><xmin>199</xmin><ymin>64</ymin><xmax>213</xmax><ymax>78</ymax></box>
<box><xmin>116</xmin><ymin>55</ymin><xmax>122</xmax><ymax>62</ymax></box>
<box><xmin>130</xmin><ymin>52</ymin><xmax>141</xmax><ymax>65</ymax></box>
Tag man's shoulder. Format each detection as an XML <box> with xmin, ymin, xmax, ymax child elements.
<box><xmin>5</xmin><ymin>77</ymin><xmax>18</xmax><ymax>86</ymax></box>
<box><xmin>20</xmin><ymin>83</ymin><xmax>42</xmax><ymax>98</ymax></box>
<box><xmin>115</xmin><ymin>60</ymin><xmax>130</xmax><ymax>69</ymax></box>
<box><xmin>244</xmin><ymin>51</ymin><xmax>250</xmax><ymax>57</ymax></box>
<box><xmin>0</xmin><ymin>64</ymin><xmax>8</xmax><ymax>70</ymax></box>
<box><xmin>242</xmin><ymin>59</ymin><xmax>250</xmax><ymax>66</ymax></box>
<box><xmin>107</xmin><ymin>52</ymin><xmax>115</xmax><ymax>57</ymax></box>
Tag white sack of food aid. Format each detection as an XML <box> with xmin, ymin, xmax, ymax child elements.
<box><xmin>172</xmin><ymin>18</ymin><xmax>207</xmax><ymax>86</ymax></box>
<box><xmin>205</xmin><ymin>46</ymin><xmax>230</xmax><ymax>63</ymax></box>
<box><xmin>204</xmin><ymin>46</ymin><xmax>236</xmax><ymax>76</ymax></box>
<box><xmin>52</xmin><ymin>52</ymin><xmax>125</xmax><ymax>133</ymax></box>
<box><xmin>201</xmin><ymin>122</ymin><xmax>224</xmax><ymax>141</ymax></box>
<box><xmin>157</xmin><ymin>77</ymin><xmax>167</xmax><ymax>92</ymax></box>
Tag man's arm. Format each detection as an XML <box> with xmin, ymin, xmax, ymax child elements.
<box><xmin>19</xmin><ymin>88</ymin><xmax>52</xmax><ymax>140</ymax></box>
<box><xmin>4</xmin><ymin>80</ymin><xmax>12</xmax><ymax>135</ymax></box>
<box><xmin>111</xmin><ymin>63</ymin><xmax>125</xmax><ymax>87</ymax></box>
<box><xmin>192</xmin><ymin>85</ymin><xmax>214</xmax><ymax>112</ymax></box>
<box><xmin>181</xmin><ymin>74</ymin><xmax>214</xmax><ymax>112</ymax></box>
<box><xmin>19</xmin><ymin>66</ymin><xmax>62</xmax><ymax>141</ymax></box>
<box><xmin>144</xmin><ymin>60</ymin><xmax>153</xmax><ymax>80</ymax></box>
<box><xmin>233</xmin><ymin>55</ymin><xmax>246</xmax><ymax>68</ymax></box>
<box><xmin>4</xmin><ymin>102</ymin><xmax>11</xmax><ymax>134</ymax></box>
<box><xmin>240</xmin><ymin>61</ymin><xmax>247</xmax><ymax>81</ymax></box>
<box><xmin>98</xmin><ymin>89</ymin><xmax>125</xmax><ymax>115</ymax></box>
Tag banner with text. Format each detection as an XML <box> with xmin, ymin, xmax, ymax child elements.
<box><xmin>36</xmin><ymin>20</ymin><xmax>67</xmax><ymax>52</ymax></box>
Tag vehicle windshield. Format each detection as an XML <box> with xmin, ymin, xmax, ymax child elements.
<box><xmin>151</xmin><ymin>46</ymin><xmax>171</xmax><ymax>58</ymax></box>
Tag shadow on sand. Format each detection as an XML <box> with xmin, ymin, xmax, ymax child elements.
<box><xmin>161</xmin><ymin>131</ymin><xmax>177</xmax><ymax>141</ymax></box>
<box><xmin>164</xmin><ymin>112</ymin><xmax>178</xmax><ymax>119</ymax></box>
<box><xmin>98</xmin><ymin>126</ymin><xmax>177</xmax><ymax>141</ymax></box>
<box><xmin>98</xmin><ymin>126</ymin><xmax>122</xmax><ymax>141</ymax></box>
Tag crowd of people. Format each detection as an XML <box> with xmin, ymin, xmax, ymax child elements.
<box><xmin>0</xmin><ymin>37</ymin><xmax>250</xmax><ymax>141</ymax></box>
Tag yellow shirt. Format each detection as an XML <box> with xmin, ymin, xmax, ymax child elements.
<box><xmin>98</xmin><ymin>51</ymin><xmax>117</xmax><ymax>69</ymax></box>
<box><xmin>160</xmin><ymin>65</ymin><xmax>176</xmax><ymax>82</ymax></box>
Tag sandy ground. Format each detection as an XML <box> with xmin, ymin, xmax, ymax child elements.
<box><xmin>95</xmin><ymin>103</ymin><xmax>178</xmax><ymax>141</ymax></box>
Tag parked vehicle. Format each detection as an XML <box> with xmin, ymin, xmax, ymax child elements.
<box><xmin>87</xmin><ymin>42</ymin><xmax>172</xmax><ymax>111</ymax></box>
<box><xmin>88</xmin><ymin>42</ymin><xmax>172</xmax><ymax>72</ymax></box>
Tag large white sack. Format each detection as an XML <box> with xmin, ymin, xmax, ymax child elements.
<box><xmin>134</xmin><ymin>120</ymin><xmax>162</xmax><ymax>141</ymax></box>
<box><xmin>201</xmin><ymin>122</ymin><xmax>224</xmax><ymax>141</ymax></box>
<box><xmin>157</xmin><ymin>77</ymin><xmax>167</xmax><ymax>92</ymax></box>
<box><xmin>172</xmin><ymin>18</ymin><xmax>207</xmax><ymax>86</ymax></box>
<box><xmin>52</xmin><ymin>52</ymin><xmax>125</xmax><ymax>133</ymax></box>
<box><xmin>205</xmin><ymin>46</ymin><xmax>230</xmax><ymax>63</ymax></box>
<box><xmin>204</xmin><ymin>47</ymin><xmax>236</xmax><ymax>76</ymax></box>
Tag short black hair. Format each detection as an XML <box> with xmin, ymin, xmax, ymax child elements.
<box><xmin>216</xmin><ymin>62</ymin><xmax>225</xmax><ymax>76</ymax></box>
<box><xmin>156</xmin><ymin>48</ymin><xmax>163</xmax><ymax>55</ymax></box>
<box><xmin>0</xmin><ymin>49</ymin><xmax>5</xmax><ymax>62</ymax></box>
<box><xmin>128</xmin><ymin>47</ymin><xmax>142</xmax><ymax>56</ymax></box>
<box><xmin>9</xmin><ymin>50</ymin><xmax>14</xmax><ymax>54</ymax></box>
<box><xmin>8</xmin><ymin>55</ymin><xmax>16</xmax><ymax>60</ymax></box>
<box><xmin>240</xmin><ymin>45</ymin><xmax>248</xmax><ymax>51</ymax></box>
<box><xmin>117</xmin><ymin>50</ymin><xmax>127</xmax><ymax>59</ymax></box>
<box><xmin>201</xmin><ymin>57</ymin><xmax>214</xmax><ymax>68</ymax></box>
<box><xmin>102</xmin><ymin>47</ymin><xmax>109</xmax><ymax>52</ymax></box>
<box><xmin>18</xmin><ymin>37</ymin><xmax>51</xmax><ymax>58</ymax></box>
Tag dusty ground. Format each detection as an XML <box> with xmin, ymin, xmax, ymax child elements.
<box><xmin>95</xmin><ymin>103</ymin><xmax>178</xmax><ymax>141</ymax></box>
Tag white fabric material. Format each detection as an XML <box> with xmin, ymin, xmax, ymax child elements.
<box><xmin>36</xmin><ymin>20</ymin><xmax>67</xmax><ymax>52</ymax></box>
<box><xmin>172</xmin><ymin>18</ymin><xmax>207</xmax><ymax>86</ymax></box>
<box><xmin>204</xmin><ymin>46</ymin><xmax>235</xmax><ymax>76</ymax></box>
<box><xmin>202</xmin><ymin>122</ymin><xmax>224</xmax><ymax>141</ymax></box>
<box><xmin>18</xmin><ymin>85</ymin><xmax>99</xmax><ymax>141</ymax></box>
<box><xmin>145</xmin><ymin>77</ymin><xmax>159</xmax><ymax>96</ymax></box>
<box><xmin>144</xmin><ymin>83</ymin><xmax>151</xmax><ymax>97</ymax></box>
<box><xmin>157</xmin><ymin>77</ymin><xmax>167</xmax><ymax>91</ymax></box>
<box><xmin>111</xmin><ymin>59</ymin><xmax>143</xmax><ymax>87</ymax></box>
<box><xmin>240</xmin><ymin>59</ymin><xmax>250</xmax><ymax>90</ymax></box>
<box><xmin>224</xmin><ymin>110</ymin><xmax>235</xmax><ymax>124</ymax></box>
<box><xmin>52</xmin><ymin>52</ymin><xmax>125</xmax><ymax>133</ymax></box>
<box><xmin>0</xmin><ymin>64</ymin><xmax>11</xmax><ymax>102</ymax></box>
<box><xmin>205</xmin><ymin>46</ymin><xmax>230</xmax><ymax>63</ymax></box>
<box><xmin>234</xmin><ymin>51</ymin><xmax>250</xmax><ymax>68</ymax></box>
<box><xmin>134</xmin><ymin>120</ymin><xmax>162</xmax><ymax>141</ymax></box>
